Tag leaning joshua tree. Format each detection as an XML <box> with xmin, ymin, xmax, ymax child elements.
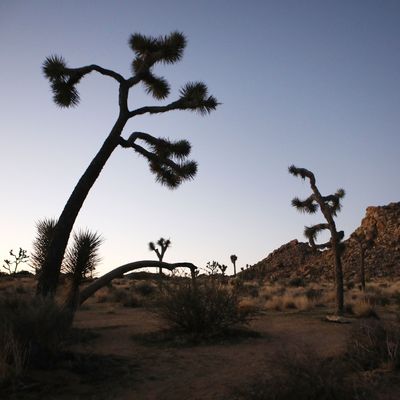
<box><xmin>289</xmin><ymin>165</ymin><xmax>346</xmax><ymax>315</ymax></box>
<box><xmin>37</xmin><ymin>32</ymin><xmax>218</xmax><ymax>297</ymax></box>
<box><xmin>230</xmin><ymin>254</ymin><xmax>238</xmax><ymax>276</ymax></box>
<box><xmin>149</xmin><ymin>237</ymin><xmax>171</xmax><ymax>275</ymax></box>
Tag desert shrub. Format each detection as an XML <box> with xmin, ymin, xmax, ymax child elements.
<box><xmin>109</xmin><ymin>288</ymin><xmax>141</xmax><ymax>307</ymax></box>
<box><xmin>352</xmin><ymin>300</ymin><xmax>379</xmax><ymax>319</ymax></box>
<box><xmin>0</xmin><ymin>295</ymin><xmax>70</xmax><ymax>379</ymax></box>
<box><xmin>305</xmin><ymin>287</ymin><xmax>323</xmax><ymax>302</ymax></box>
<box><xmin>233</xmin><ymin>349</ymin><xmax>367</xmax><ymax>400</ymax></box>
<box><xmin>154</xmin><ymin>280</ymin><xmax>253</xmax><ymax>338</ymax></box>
<box><xmin>347</xmin><ymin>320</ymin><xmax>400</xmax><ymax>371</ymax></box>
<box><xmin>135</xmin><ymin>281</ymin><xmax>156</xmax><ymax>297</ymax></box>
<box><xmin>288</xmin><ymin>277</ymin><xmax>305</xmax><ymax>287</ymax></box>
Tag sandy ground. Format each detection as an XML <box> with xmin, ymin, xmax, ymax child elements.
<box><xmin>65</xmin><ymin>304</ymin><xmax>351</xmax><ymax>400</ymax></box>
<box><xmin>2</xmin><ymin>280</ymin><xmax>399</xmax><ymax>399</ymax></box>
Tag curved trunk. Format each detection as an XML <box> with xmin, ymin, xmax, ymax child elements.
<box><xmin>79</xmin><ymin>260</ymin><xmax>197</xmax><ymax>305</ymax></box>
<box><xmin>37</xmin><ymin>116</ymin><xmax>127</xmax><ymax>297</ymax></box>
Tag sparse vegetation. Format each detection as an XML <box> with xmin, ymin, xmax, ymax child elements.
<box><xmin>154</xmin><ymin>280</ymin><xmax>254</xmax><ymax>339</ymax></box>
<box><xmin>347</xmin><ymin>319</ymin><xmax>400</xmax><ymax>371</ymax></box>
<box><xmin>0</xmin><ymin>295</ymin><xmax>70</xmax><ymax>385</ymax></box>
<box><xmin>233</xmin><ymin>348</ymin><xmax>368</xmax><ymax>400</ymax></box>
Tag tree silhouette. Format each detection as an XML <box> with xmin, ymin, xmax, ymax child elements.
<box><xmin>30</xmin><ymin>218</ymin><xmax>57</xmax><ymax>274</ymax></box>
<box><xmin>289</xmin><ymin>165</ymin><xmax>346</xmax><ymax>315</ymax></box>
<box><xmin>63</xmin><ymin>230</ymin><xmax>103</xmax><ymax>311</ymax></box>
<box><xmin>149</xmin><ymin>237</ymin><xmax>171</xmax><ymax>275</ymax></box>
<box><xmin>2</xmin><ymin>248</ymin><xmax>29</xmax><ymax>276</ymax></box>
<box><xmin>37</xmin><ymin>32</ymin><xmax>218</xmax><ymax>297</ymax></box>
<box><xmin>351</xmin><ymin>228</ymin><xmax>376</xmax><ymax>291</ymax></box>
<box><xmin>230</xmin><ymin>254</ymin><xmax>238</xmax><ymax>276</ymax></box>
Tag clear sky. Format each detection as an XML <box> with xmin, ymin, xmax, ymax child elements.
<box><xmin>1</xmin><ymin>0</ymin><xmax>399</xmax><ymax>276</ymax></box>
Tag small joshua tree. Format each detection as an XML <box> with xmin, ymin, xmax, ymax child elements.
<box><xmin>2</xmin><ymin>248</ymin><xmax>29</xmax><ymax>276</ymax></box>
<box><xmin>149</xmin><ymin>237</ymin><xmax>171</xmax><ymax>275</ymax></box>
<box><xmin>230</xmin><ymin>254</ymin><xmax>238</xmax><ymax>276</ymax></box>
<box><xmin>218</xmin><ymin>264</ymin><xmax>228</xmax><ymax>275</ymax></box>
<box><xmin>38</xmin><ymin>31</ymin><xmax>218</xmax><ymax>297</ymax></box>
<box><xmin>289</xmin><ymin>165</ymin><xmax>346</xmax><ymax>315</ymax></box>
<box><xmin>63</xmin><ymin>230</ymin><xmax>102</xmax><ymax>311</ymax></box>
<box><xmin>205</xmin><ymin>261</ymin><xmax>220</xmax><ymax>276</ymax></box>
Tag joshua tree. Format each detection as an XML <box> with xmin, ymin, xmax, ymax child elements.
<box><xmin>205</xmin><ymin>261</ymin><xmax>220</xmax><ymax>276</ymax></box>
<box><xmin>63</xmin><ymin>230</ymin><xmax>102</xmax><ymax>311</ymax></box>
<box><xmin>37</xmin><ymin>32</ymin><xmax>218</xmax><ymax>297</ymax></box>
<box><xmin>149</xmin><ymin>237</ymin><xmax>171</xmax><ymax>275</ymax></box>
<box><xmin>230</xmin><ymin>254</ymin><xmax>238</xmax><ymax>276</ymax></box>
<box><xmin>30</xmin><ymin>218</ymin><xmax>57</xmax><ymax>274</ymax></box>
<box><xmin>218</xmin><ymin>263</ymin><xmax>228</xmax><ymax>275</ymax></box>
<box><xmin>2</xmin><ymin>248</ymin><xmax>29</xmax><ymax>275</ymax></box>
<box><xmin>289</xmin><ymin>165</ymin><xmax>346</xmax><ymax>315</ymax></box>
<box><xmin>351</xmin><ymin>228</ymin><xmax>376</xmax><ymax>291</ymax></box>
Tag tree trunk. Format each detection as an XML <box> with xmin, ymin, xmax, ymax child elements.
<box><xmin>333</xmin><ymin>241</ymin><xmax>344</xmax><ymax>315</ymax></box>
<box><xmin>78</xmin><ymin>260</ymin><xmax>197</xmax><ymax>305</ymax></box>
<box><xmin>36</xmin><ymin>116</ymin><xmax>127</xmax><ymax>297</ymax></box>
<box><xmin>359</xmin><ymin>243</ymin><xmax>366</xmax><ymax>292</ymax></box>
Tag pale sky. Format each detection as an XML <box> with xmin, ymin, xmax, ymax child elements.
<box><xmin>1</xmin><ymin>0</ymin><xmax>399</xmax><ymax>276</ymax></box>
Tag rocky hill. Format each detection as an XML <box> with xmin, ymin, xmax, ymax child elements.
<box><xmin>244</xmin><ymin>202</ymin><xmax>400</xmax><ymax>283</ymax></box>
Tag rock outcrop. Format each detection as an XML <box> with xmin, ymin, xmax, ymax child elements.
<box><xmin>246</xmin><ymin>202</ymin><xmax>400</xmax><ymax>282</ymax></box>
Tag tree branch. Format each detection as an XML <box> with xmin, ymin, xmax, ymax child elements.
<box><xmin>79</xmin><ymin>260</ymin><xmax>197</xmax><ymax>304</ymax></box>
<box><xmin>128</xmin><ymin>100</ymin><xmax>182</xmax><ymax>118</ymax></box>
<box><xmin>65</xmin><ymin>65</ymin><xmax>125</xmax><ymax>83</ymax></box>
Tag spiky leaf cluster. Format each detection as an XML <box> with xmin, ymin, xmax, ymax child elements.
<box><xmin>43</xmin><ymin>55</ymin><xmax>82</xmax><ymax>107</ymax></box>
<box><xmin>129</xmin><ymin>31</ymin><xmax>186</xmax><ymax>68</ymax></box>
<box><xmin>288</xmin><ymin>165</ymin><xmax>314</xmax><ymax>181</ymax></box>
<box><xmin>178</xmin><ymin>82</ymin><xmax>219</xmax><ymax>115</ymax></box>
<box><xmin>30</xmin><ymin>218</ymin><xmax>57</xmax><ymax>273</ymax></box>
<box><xmin>129</xmin><ymin>32</ymin><xmax>186</xmax><ymax>100</ymax></box>
<box><xmin>157</xmin><ymin>238</ymin><xmax>171</xmax><ymax>248</ymax></box>
<box><xmin>63</xmin><ymin>230</ymin><xmax>102</xmax><ymax>279</ymax></box>
<box><xmin>137</xmin><ymin>135</ymin><xmax>197</xmax><ymax>189</ymax></box>
<box><xmin>291</xmin><ymin>196</ymin><xmax>318</xmax><ymax>214</ymax></box>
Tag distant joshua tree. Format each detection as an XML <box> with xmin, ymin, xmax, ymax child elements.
<box><xmin>352</xmin><ymin>228</ymin><xmax>376</xmax><ymax>291</ymax></box>
<box><xmin>149</xmin><ymin>237</ymin><xmax>171</xmax><ymax>275</ymax></box>
<box><xmin>2</xmin><ymin>248</ymin><xmax>29</xmax><ymax>276</ymax></box>
<box><xmin>38</xmin><ymin>32</ymin><xmax>218</xmax><ymax>297</ymax></box>
<box><xmin>230</xmin><ymin>254</ymin><xmax>238</xmax><ymax>276</ymax></box>
<box><xmin>289</xmin><ymin>165</ymin><xmax>346</xmax><ymax>315</ymax></box>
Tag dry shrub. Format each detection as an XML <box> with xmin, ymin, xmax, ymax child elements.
<box><xmin>265</xmin><ymin>294</ymin><xmax>311</xmax><ymax>311</ymax></box>
<box><xmin>134</xmin><ymin>281</ymin><xmax>156</xmax><ymax>297</ymax></box>
<box><xmin>234</xmin><ymin>349</ymin><xmax>367</xmax><ymax>400</ymax></box>
<box><xmin>347</xmin><ymin>320</ymin><xmax>400</xmax><ymax>371</ymax></box>
<box><xmin>351</xmin><ymin>299</ymin><xmax>379</xmax><ymax>319</ymax></box>
<box><xmin>154</xmin><ymin>280</ymin><xmax>254</xmax><ymax>338</ymax></box>
<box><xmin>0</xmin><ymin>295</ymin><xmax>70</xmax><ymax>384</ymax></box>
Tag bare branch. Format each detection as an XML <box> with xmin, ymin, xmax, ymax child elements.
<box><xmin>65</xmin><ymin>65</ymin><xmax>125</xmax><ymax>83</ymax></box>
<box><xmin>129</xmin><ymin>100</ymin><xmax>182</xmax><ymax>118</ymax></box>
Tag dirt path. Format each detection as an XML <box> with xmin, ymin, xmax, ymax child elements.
<box><xmin>71</xmin><ymin>305</ymin><xmax>351</xmax><ymax>400</ymax></box>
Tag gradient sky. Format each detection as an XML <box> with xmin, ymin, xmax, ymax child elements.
<box><xmin>1</xmin><ymin>0</ymin><xmax>399</xmax><ymax>276</ymax></box>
